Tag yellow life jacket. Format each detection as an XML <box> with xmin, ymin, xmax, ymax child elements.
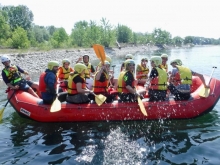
<box><xmin>149</xmin><ymin>67</ymin><xmax>167</xmax><ymax>90</ymax></box>
<box><xmin>160</xmin><ymin>63</ymin><xmax>168</xmax><ymax>72</ymax></box>
<box><xmin>3</xmin><ymin>65</ymin><xmax>22</xmax><ymax>84</ymax></box>
<box><xmin>84</xmin><ymin>63</ymin><xmax>92</xmax><ymax>78</ymax></box>
<box><xmin>136</xmin><ymin>64</ymin><xmax>149</xmax><ymax>79</ymax></box>
<box><xmin>175</xmin><ymin>66</ymin><xmax>192</xmax><ymax>85</ymax></box>
<box><xmin>118</xmin><ymin>71</ymin><xmax>135</xmax><ymax>93</ymax></box>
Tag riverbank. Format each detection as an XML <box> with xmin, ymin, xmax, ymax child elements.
<box><xmin>0</xmin><ymin>45</ymin><xmax>160</xmax><ymax>81</ymax></box>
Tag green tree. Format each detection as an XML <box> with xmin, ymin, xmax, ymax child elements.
<box><xmin>117</xmin><ymin>24</ymin><xmax>132</xmax><ymax>43</ymax></box>
<box><xmin>152</xmin><ymin>28</ymin><xmax>172</xmax><ymax>46</ymax></box>
<box><xmin>0</xmin><ymin>10</ymin><xmax>11</xmax><ymax>45</ymax></box>
<box><xmin>86</xmin><ymin>20</ymin><xmax>101</xmax><ymax>46</ymax></box>
<box><xmin>184</xmin><ymin>36</ymin><xmax>193</xmax><ymax>44</ymax></box>
<box><xmin>2</xmin><ymin>5</ymin><xmax>33</xmax><ymax>31</ymax></box>
<box><xmin>100</xmin><ymin>18</ymin><xmax>115</xmax><ymax>47</ymax></box>
<box><xmin>70</xmin><ymin>21</ymin><xmax>88</xmax><ymax>47</ymax></box>
<box><xmin>172</xmin><ymin>36</ymin><xmax>183</xmax><ymax>46</ymax></box>
<box><xmin>47</xmin><ymin>25</ymin><xmax>57</xmax><ymax>36</ymax></box>
<box><xmin>50</xmin><ymin>27</ymin><xmax>68</xmax><ymax>48</ymax></box>
<box><xmin>7</xmin><ymin>26</ymin><xmax>30</xmax><ymax>48</ymax></box>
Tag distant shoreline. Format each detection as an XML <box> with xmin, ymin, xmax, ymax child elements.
<box><xmin>0</xmin><ymin>45</ymin><xmax>160</xmax><ymax>81</ymax></box>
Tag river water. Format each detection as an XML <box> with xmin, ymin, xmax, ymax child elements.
<box><xmin>0</xmin><ymin>46</ymin><xmax>220</xmax><ymax>165</ymax></box>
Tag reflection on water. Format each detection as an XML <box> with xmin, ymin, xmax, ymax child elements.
<box><xmin>1</xmin><ymin>46</ymin><xmax>220</xmax><ymax>164</ymax></box>
<box><xmin>0</xmin><ymin>109</ymin><xmax>219</xmax><ymax>164</ymax></box>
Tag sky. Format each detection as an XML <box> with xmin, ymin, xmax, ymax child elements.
<box><xmin>1</xmin><ymin>0</ymin><xmax>220</xmax><ymax>39</ymax></box>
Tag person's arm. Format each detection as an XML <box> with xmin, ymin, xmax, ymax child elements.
<box><xmin>17</xmin><ymin>65</ymin><xmax>28</xmax><ymax>75</ymax></box>
<box><xmin>75</xmin><ymin>57</ymin><xmax>83</xmax><ymax>63</ymax></box>
<box><xmin>74</xmin><ymin>76</ymin><xmax>93</xmax><ymax>94</ymax></box>
<box><xmin>95</xmin><ymin>66</ymin><xmax>106</xmax><ymax>81</ymax></box>
<box><xmin>124</xmin><ymin>72</ymin><xmax>138</xmax><ymax>94</ymax></box>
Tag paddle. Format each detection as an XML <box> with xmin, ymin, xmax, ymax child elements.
<box><xmin>93</xmin><ymin>93</ymin><xmax>107</xmax><ymax>106</ymax></box>
<box><xmin>199</xmin><ymin>66</ymin><xmax>217</xmax><ymax>98</ymax></box>
<box><xmin>0</xmin><ymin>90</ymin><xmax>15</xmax><ymax>121</ymax></box>
<box><xmin>93</xmin><ymin>44</ymin><xmax>106</xmax><ymax>64</ymax></box>
<box><xmin>50</xmin><ymin>84</ymin><xmax>61</xmax><ymax>112</ymax></box>
<box><xmin>135</xmin><ymin>87</ymin><xmax>148</xmax><ymax>116</ymax></box>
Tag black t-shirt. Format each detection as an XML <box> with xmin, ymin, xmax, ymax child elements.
<box><xmin>149</xmin><ymin>68</ymin><xmax>158</xmax><ymax>78</ymax></box>
<box><xmin>73</xmin><ymin>75</ymin><xmax>84</xmax><ymax>84</ymax></box>
<box><xmin>123</xmin><ymin>71</ymin><xmax>134</xmax><ymax>86</ymax></box>
<box><xmin>99</xmin><ymin>72</ymin><xmax>107</xmax><ymax>82</ymax></box>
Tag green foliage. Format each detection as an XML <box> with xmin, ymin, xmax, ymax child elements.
<box><xmin>152</xmin><ymin>28</ymin><xmax>172</xmax><ymax>45</ymax></box>
<box><xmin>117</xmin><ymin>24</ymin><xmax>132</xmax><ymax>43</ymax></box>
<box><xmin>2</xmin><ymin>5</ymin><xmax>33</xmax><ymax>31</ymax></box>
<box><xmin>1</xmin><ymin>4</ymin><xmax>220</xmax><ymax>50</ymax></box>
<box><xmin>100</xmin><ymin>18</ymin><xmax>115</xmax><ymax>47</ymax></box>
<box><xmin>184</xmin><ymin>36</ymin><xmax>193</xmax><ymax>44</ymax></box>
<box><xmin>87</xmin><ymin>21</ymin><xmax>101</xmax><ymax>46</ymax></box>
<box><xmin>70</xmin><ymin>21</ymin><xmax>88</xmax><ymax>47</ymax></box>
<box><xmin>7</xmin><ymin>26</ymin><xmax>30</xmax><ymax>48</ymax></box>
<box><xmin>172</xmin><ymin>36</ymin><xmax>183</xmax><ymax>46</ymax></box>
<box><xmin>50</xmin><ymin>28</ymin><xmax>68</xmax><ymax>48</ymax></box>
<box><xmin>0</xmin><ymin>10</ymin><xmax>11</xmax><ymax>45</ymax></box>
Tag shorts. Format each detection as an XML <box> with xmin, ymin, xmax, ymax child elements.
<box><xmin>26</xmin><ymin>80</ymin><xmax>33</xmax><ymax>87</ymax></box>
<box><xmin>14</xmin><ymin>79</ymin><xmax>30</xmax><ymax>91</ymax></box>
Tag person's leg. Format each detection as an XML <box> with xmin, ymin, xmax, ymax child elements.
<box><xmin>27</xmin><ymin>87</ymin><xmax>40</xmax><ymax>98</ymax></box>
<box><xmin>19</xmin><ymin>80</ymin><xmax>39</xmax><ymax>98</ymax></box>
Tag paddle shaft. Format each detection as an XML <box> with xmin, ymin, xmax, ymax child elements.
<box><xmin>0</xmin><ymin>90</ymin><xmax>15</xmax><ymax>119</ymax></box>
<box><xmin>207</xmin><ymin>66</ymin><xmax>217</xmax><ymax>85</ymax></box>
<box><xmin>4</xmin><ymin>90</ymin><xmax>15</xmax><ymax>108</ymax></box>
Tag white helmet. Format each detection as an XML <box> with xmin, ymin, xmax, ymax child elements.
<box><xmin>1</xmin><ymin>55</ymin><xmax>10</xmax><ymax>63</ymax></box>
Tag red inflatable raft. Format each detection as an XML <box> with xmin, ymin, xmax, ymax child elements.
<box><xmin>8</xmin><ymin>76</ymin><xmax>220</xmax><ymax>122</ymax></box>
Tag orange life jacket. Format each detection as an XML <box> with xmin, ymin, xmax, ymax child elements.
<box><xmin>93</xmin><ymin>72</ymin><xmax>109</xmax><ymax>93</ymax></box>
<box><xmin>67</xmin><ymin>74</ymin><xmax>86</xmax><ymax>94</ymax></box>
<box><xmin>57</xmin><ymin>66</ymin><xmax>73</xmax><ymax>80</ymax></box>
<box><xmin>39</xmin><ymin>72</ymin><xmax>57</xmax><ymax>92</ymax></box>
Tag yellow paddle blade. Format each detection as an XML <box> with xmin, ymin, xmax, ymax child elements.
<box><xmin>93</xmin><ymin>44</ymin><xmax>106</xmax><ymax>64</ymax></box>
<box><xmin>137</xmin><ymin>97</ymin><xmax>147</xmax><ymax>116</ymax></box>
<box><xmin>50</xmin><ymin>97</ymin><xmax>61</xmax><ymax>112</ymax></box>
<box><xmin>199</xmin><ymin>87</ymin><xmax>210</xmax><ymax>98</ymax></box>
<box><xmin>0</xmin><ymin>108</ymin><xmax>5</xmax><ymax>121</ymax></box>
<box><xmin>95</xmin><ymin>94</ymin><xmax>107</xmax><ymax>106</ymax></box>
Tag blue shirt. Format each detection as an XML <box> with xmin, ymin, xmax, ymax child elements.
<box><xmin>41</xmin><ymin>69</ymin><xmax>57</xmax><ymax>102</ymax></box>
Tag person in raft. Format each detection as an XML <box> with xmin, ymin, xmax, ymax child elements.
<box><xmin>168</xmin><ymin>59</ymin><xmax>209</xmax><ymax>101</ymax></box>
<box><xmin>75</xmin><ymin>54</ymin><xmax>95</xmax><ymax>90</ymax></box>
<box><xmin>118</xmin><ymin>59</ymin><xmax>143</xmax><ymax>102</ymax></box>
<box><xmin>96</xmin><ymin>55</ymin><xmax>118</xmax><ymax>90</ymax></box>
<box><xmin>92</xmin><ymin>60</ymin><xmax>116</xmax><ymax>103</ymax></box>
<box><xmin>1</xmin><ymin>55</ymin><xmax>39</xmax><ymax>98</ymax></box>
<box><xmin>57</xmin><ymin>59</ymin><xmax>74</xmax><ymax>88</ymax></box>
<box><xmin>160</xmin><ymin>53</ymin><xmax>169</xmax><ymax>72</ymax></box>
<box><xmin>66</xmin><ymin>63</ymin><xmax>94</xmax><ymax>104</ymax></box>
<box><xmin>145</xmin><ymin>56</ymin><xmax>168</xmax><ymax>102</ymax></box>
<box><xmin>120</xmin><ymin>54</ymin><xmax>134</xmax><ymax>71</ymax></box>
<box><xmin>136</xmin><ymin>58</ymin><xmax>149</xmax><ymax>85</ymax></box>
<box><xmin>39</xmin><ymin>61</ymin><xmax>59</xmax><ymax>104</ymax></box>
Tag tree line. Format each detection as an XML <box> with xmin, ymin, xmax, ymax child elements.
<box><xmin>0</xmin><ymin>4</ymin><xmax>220</xmax><ymax>50</ymax></box>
